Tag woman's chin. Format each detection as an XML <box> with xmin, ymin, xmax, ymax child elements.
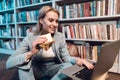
<box><xmin>49</xmin><ymin>31</ymin><xmax>55</xmax><ymax>33</ymax></box>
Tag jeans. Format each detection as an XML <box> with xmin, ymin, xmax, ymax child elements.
<box><xmin>50</xmin><ymin>62</ymin><xmax>73</xmax><ymax>80</ymax></box>
<box><xmin>18</xmin><ymin>62</ymin><xmax>73</xmax><ymax>80</ymax></box>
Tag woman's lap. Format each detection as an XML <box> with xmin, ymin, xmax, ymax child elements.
<box><xmin>18</xmin><ymin>62</ymin><xmax>73</xmax><ymax>80</ymax></box>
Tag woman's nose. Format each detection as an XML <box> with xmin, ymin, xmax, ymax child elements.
<box><xmin>53</xmin><ymin>21</ymin><xmax>58</xmax><ymax>27</ymax></box>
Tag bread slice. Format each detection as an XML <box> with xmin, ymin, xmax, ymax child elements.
<box><xmin>40</xmin><ymin>33</ymin><xmax>54</xmax><ymax>50</ymax></box>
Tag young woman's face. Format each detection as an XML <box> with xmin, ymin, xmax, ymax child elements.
<box><xmin>40</xmin><ymin>11</ymin><xmax>59</xmax><ymax>34</ymax></box>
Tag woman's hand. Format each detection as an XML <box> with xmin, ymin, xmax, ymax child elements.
<box><xmin>31</xmin><ymin>36</ymin><xmax>48</xmax><ymax>55</ymax></box>
<box><xmin>76</xmin><ymin>57</ymin><xmax>94</xmax><ymax>69</ymax></box>
<box><xmin>25</xmin><ymin>36</ymin><xmax>47</xmax><ymax>61</ymax></box>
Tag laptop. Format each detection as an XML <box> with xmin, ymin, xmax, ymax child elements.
<box><xmin>61</xmin><ymin>40</ymin><xmax>120</xmax><ymax>80</ymax></box>
<box><xmin>61</xmin><ymin>60</ymin><xmax>95</xmax><ymax>80</ymax></box>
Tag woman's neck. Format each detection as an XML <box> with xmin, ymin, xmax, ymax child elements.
<box><xmin>40</xmin><ymin>29</ymin><xmax>48</xmax><ymax>35</ymax></box>
<box><xmin>40</xmin><ymin>29</ymin><xmax>55</xmax><ymax>37</ymax></box>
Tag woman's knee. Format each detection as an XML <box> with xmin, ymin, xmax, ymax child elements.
<box><xmin>18</xmin><ymin>68</ymin><xmax>35</xmax><ymax>80</ymax></box>
<box><xmin>61</xmin><ymin>62</ymin><xmax>73</xmax><ymax>69</ymax></box>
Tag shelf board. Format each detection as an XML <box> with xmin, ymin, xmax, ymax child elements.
<box><xmin>8</xmin><ymin>23</ymin><xmax>15</xmax><ymax>25</ymax></box>
<box><xmin>0</xmin><ymin>24</ymin><xmax>6</xmax><ymax>26</ymax></box>
<box><xmin>66</xmin><ymin>38</ymin><xmax>116</xmax><ymax>45</ymax></box>
<box><xmin>17</xmin><ymin>37</ymin><xmax>25</xmax><ymax>39</ymax></box>
<box><xmin>66</xmin><ymin>38</ymin><xmax>116</xmax><ymax>42</ymax></box>
<box><xmin>59</xmin><ymin>15</ymin><xmax>120</xmax><ymax>23</ymax></box>
<box><xmin>16</xmin><ymin>21</ymin><xmax>37</xmax><ymax>25</ymax></box>
<box><xmin>0</xmin><ymin>36</ymin><xmax>16</xmax><ymax>39</ymax></box>
<box><xmin>0</xmin><ymin>48</ymin><xmax>15</xmax><ymax>55</ymax></box>
<box><xmin>55</xmin><ymin>0</ymin><xmax>89</xmax><ymax>6</ymax></box>
<box><xmin>16</xmin><ymin>1</ymin><xmax>52</xmax><ymax>11</ymax></box>
<box><xmin>0</xmin><ymin>8</ymin><xmax>14</xmax><ymax>14</ymax></box>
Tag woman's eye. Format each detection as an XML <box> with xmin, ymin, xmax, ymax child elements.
<box><xmin>56</xmin><ymin>20</ymin><xmax>58</xmax><ymax>23</ymax></box>
<box><xmin>49</xmin><ymin>19</ymin><xmax>54</xmax><ymax>22</ymax></box>
<box><xmin>48</xmin><ymin>18</ymin><xmax>58</xmax><ymax>23</ymax></box>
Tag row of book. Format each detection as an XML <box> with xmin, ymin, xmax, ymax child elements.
<box><xmin>0</xmin><ymin>13</ymin><xmax>14</xmax><ymax>24</ymax></box>
<box><xmin>0</xmin><ymin>14</ymin><xmax>6</xmax><ymax>24</ymax></box>
<box><xmin>56</xmin><ymin>0</ymin><xmax>120</xmax><ymax>19</ymax></box>
<box><xmin>0</xmin><ymin>9</ymin><xmax>38</xmax><ymax>24</ymax></box>
<box><xmin>16</xmin><ymin>10</ymin><xmax>39</xmax><ymax>22</ymax></box>
<box><xmin>67</xmin><ymin>42</ymin><xmax>120</xmax><ymax>65</ymax></box>
<box><xmin>0</xmin><ymin>39</ymin><xmax>15</xmax><ymax>50</ymax></box>
<box><xmin>0</xmin><ymin>0</ymin><xmax>14</xmax><ymax>10</ymax></box>
<box><xmin>67</xmin><ymin>42</ymin><xmax>102</xmax><ymax>61</ymax></box>
<box><xmin>18</xmin><ymin>26</ymin><xmax>33</xmax><ymax>37</ymax></box>
<box><xmin>0</xmin><ymin>0</ymin><xmax>51</xmax><ymax>10</ymax></box>
<box><xmin>17</xmin><ymin>0</ymin><xmax>51</xmax><ymax>7</ymax></box>
<box><xmin>61</xmin><ymin>21</ymin><xmax>119</xmax><ymax>40</ymax></box>
<box><xmin>0</xmin><ymin>26</ymin><xmax>34</xmax><ymax>37</ymax></box>
<box><xmin>0</xmin><ymin>26</ymin><xmax>16</xmax><ymax>37</ymax></box>
<box><xmin>8</xmin><ymin>13</ymin><xmax>14</xmax><ymax>23</ymax></box>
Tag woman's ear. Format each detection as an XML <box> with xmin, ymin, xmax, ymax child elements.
<box><xmin>39</xmin><ymin>18</ymin><xmax>43</xmax><ymax>24</ymax></box>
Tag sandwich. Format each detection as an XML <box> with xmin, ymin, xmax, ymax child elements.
<box><xmin>36</xmin><ymin>33</ymin><xmax>54</xmax><ymax>50</ymax></box>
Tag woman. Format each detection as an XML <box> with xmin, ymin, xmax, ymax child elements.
<box><xmin>6</xmin><ymin>6</ymin><xmax>94</xmax><ymax>80</ymax></box>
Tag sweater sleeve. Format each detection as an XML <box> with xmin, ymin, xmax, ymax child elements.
<box><xmin>6</xmin><ymin>36</ymin><xmax>32</xmax><ymax>70</ymax></box>
<box><xmin>59</xmin><ymin>34</ymin><xmax>76</xmax><ymax>64</ymax></box>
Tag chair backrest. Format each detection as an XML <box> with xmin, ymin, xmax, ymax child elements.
<box><xmin>91</xmin><ymin>40</ymin><xmax>120</xmax><ymax>80</ymax></box>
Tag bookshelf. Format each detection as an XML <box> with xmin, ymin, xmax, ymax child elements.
<box><xmin>54</xmin><ymin>0</ymin><xmax>120</xmax><ymax>74</ymax></box>
<box><xmin>0</xmin><ymin>0</ymin><xmax>120</xmax><ymax>74</ymax></box>
<box><xmin>0</xmin><ymin>0</ymin><xmax>53</xmax><ymax>54</ymax></box>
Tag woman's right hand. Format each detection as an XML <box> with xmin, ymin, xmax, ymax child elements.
<box><xmin>76</xmin><ymin>57</ymin><xmax>94</xmax><ymax>69</ymax></box>
<box><xmin>26</xmin><ymin>35</ymin><xmax>48</xmax><ymax>61</ymax></box>
<box><xmin>31</xmin><ymin>36</ymin><xmax>48</xmax><ymax>55</ymax></box>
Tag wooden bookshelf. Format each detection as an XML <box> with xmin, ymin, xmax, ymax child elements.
<box><xmin>55</xmin><ymin>0</ymin><xmax>120</xmax><ymax>74</ymax></box>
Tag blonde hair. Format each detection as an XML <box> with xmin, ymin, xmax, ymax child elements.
<box><xmin>32</xmin><ymin>6</ymin><xmax>59</xmax><ymax>34</ymax></box>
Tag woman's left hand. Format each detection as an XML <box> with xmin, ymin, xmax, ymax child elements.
<box><xmin>76</xmin><ymin>57</ymin><xmax>94</xmax><ymax>69</ymax></box>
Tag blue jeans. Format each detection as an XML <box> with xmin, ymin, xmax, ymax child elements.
<box><xmin>50</xmin><ymin>62</ymin><xmax>73</xmax><ymax>80</ymax></box>
<box><xmin>18</xmin><ymin>62</ymin><xmax>73</xmax><ymax>80</ymax></box>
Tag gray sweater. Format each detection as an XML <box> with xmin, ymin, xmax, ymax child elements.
<box><xmin>6</xmin><ymin>31</ymin><xmax>76</xmax><ymax>70</ymax></box>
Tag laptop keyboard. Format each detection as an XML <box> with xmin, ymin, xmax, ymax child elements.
<box><xmin>72</xmin><ymin>67</ymin><xmax>93</xmax><ymax>80</ymax></box>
